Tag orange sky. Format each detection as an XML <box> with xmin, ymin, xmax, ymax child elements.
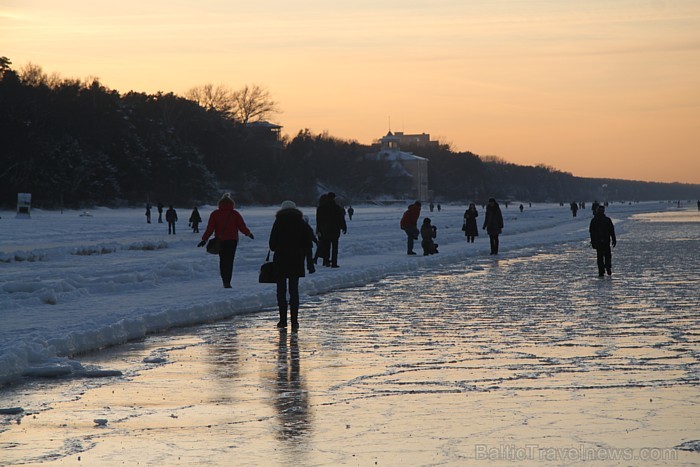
<box><xmin>2</xmin><ymin>0</ymin><xmax>700</xmax><ymax>184</ymax></box>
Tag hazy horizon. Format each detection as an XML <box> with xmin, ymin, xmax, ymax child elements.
<box><xmin>3</xmin><ymin>0</ymin><xmax>699</xmax><ymax>184</ymax></box>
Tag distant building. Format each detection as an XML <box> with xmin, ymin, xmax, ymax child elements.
<box><xmin>392</xmin><ymin>132</ymin><xmax>439</xmax><ymax>148</ymax></box>
<box><xmin>244</xmin><ymin>121</ymin><xmax>282</xmax><ymax>145</ymax></box>
<box><xmin>367</xmin><ymin>132</ymin><xmax>430</xmax><ymax>201</ymax></box>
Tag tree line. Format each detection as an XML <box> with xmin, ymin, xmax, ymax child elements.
<box><xmin>1</xmin><ymin>57</ymin><xmax>697</xmax><ymax>209</ymax></box>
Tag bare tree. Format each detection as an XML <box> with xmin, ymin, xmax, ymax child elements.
<box><xmin>185</xmin><ymin>84</ymin><xmax>234</xmax><ymax>118</ymax></box>
<box><xmin>231</xmin><ymin>84</ymin><xmax>279</xmax><ymax>125</ymax></box>
<box><xmin>19</xmin><ymin>62</ymin><xmax>48</xmax><ymax>86</ymax></box>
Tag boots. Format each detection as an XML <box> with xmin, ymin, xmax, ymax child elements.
<box><xmin>290</xmin><ymin>308</ymin><xmax>299</xmax><ymax>331</ymax></box>
<box><xmin>277</xmin><ymin>307</ymin><xmax>287</xmax><ymax>329</ymax></box>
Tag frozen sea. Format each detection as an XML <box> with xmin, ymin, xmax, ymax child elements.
<box><xmin>0</xmin><ymin>202</ymin><xmax>699</xmax><ymax>465</ymax></box>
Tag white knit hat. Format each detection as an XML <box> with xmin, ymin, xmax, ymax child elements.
<box><xmin>280</xmin><ymin>200</ymin><xmax>296</xmax><ymax>210</ymax></box>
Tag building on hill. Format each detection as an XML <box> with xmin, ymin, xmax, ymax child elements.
<box><xmin>366</xmin><ymin>131</ymin><xmax>430</xmax><ymax>201</ymax></box>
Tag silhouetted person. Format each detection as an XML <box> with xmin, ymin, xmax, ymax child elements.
<box><xmin>519</xmin><ymin>204</ymin><xmax>524</xmax><ymax>213</ymax></box>
<box><xmin>165</xmin><ymin>205</ymin><xmax>178</xmax><ymax>234</ymax></box>
<box><xmin>420</xmin><ymin>218</ymin><xmax>438</xmax><ymax>255</ymax></box>
<box><xmin>400</xmin><ymin>201</ymin><xmax>421</xmax><ymax>255</ymax></box>
<box><xmin>269</xmin><ymin>200</ymin><xmax>315</xmax><ymax>330</ymax></box>
<box><xmin>189</xmin><ymin>207</ymin><xmax>202</xmax><ymax>233</ymax></box>
<box><xmin>571</xmin><ymin>202</ymin><xmax>579</xmax><ymax>217</ymax></box>
<box><xmin>157</xmin><ymin>202</ymin><xmax>164</xmax><ymax>223</ymax></box>
<box><xmin>483</xmin><ymin>198</ymin><xmax>504</xmax><ymax>255</ymax></box>
<box><xmin>316</xmin><ymin>192</ymin><xmax>346</xmax><ymax>268</ymax></box>
<box><xmin>463</xmin><ymin>203</ymin><xmax>479</xmax><ymax>243</ymax></box>
<box><xmin>145</xmin><ymin>204</ymin><xmax>151</xmax><ymax>224</ymax></box>
<box><xmin>589</xmin><ymin>205</ymin><xmax>616</xmax><ymax>277</ymax></box>
<box><xmin>347</xmin><ymin>206</ymin><xmax>354</xmax><ymax>220</ymax></box>
<box><xmin>198</xmin><ymin>193</ymin><xmax>254</xmax><ymax>288</ymax></box>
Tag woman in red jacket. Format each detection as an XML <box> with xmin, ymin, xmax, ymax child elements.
<box><xmin>198</xmin><ymin>193</ymin><xmax>254</xmax><ymax>288</ymax></box>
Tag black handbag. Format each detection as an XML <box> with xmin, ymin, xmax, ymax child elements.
<box><xmin>258</xmin><ymin>250</ymin><xmax>276</xmax><ymax>283</ymax></box>
<box><xmin>206</xmin><ymin>238</ymin><xmax>220</xmax><ymax>254</ymax></box>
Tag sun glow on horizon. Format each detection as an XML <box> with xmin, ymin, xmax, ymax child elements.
<box><xmin>2</xmin><ymin>0</ymin><xmax>700</xmax><ymax>184</ymax></box>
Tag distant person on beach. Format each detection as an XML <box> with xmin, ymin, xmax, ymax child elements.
<box><xmin>571</xmin><ymin>202</ymin><xmax>579</xmax><ymax>217</ymax></box>
<box><xmin>400</xmin><ymin>201</ymin><xmax>421</xmax><ymax>255</ymax></box>
<box><xmin>316</xmin><ymin>192</ymin><xmax>347</xmax><ymax>268</ymax></box>
<box><xmin>483</xmin><ymin>198</ymin><xmax>504</xmax><ymax>255</ymax></box>
<box><xmin>198</xmin><ymin>193</ymin><xmax>254</xmax><ymax>288</ymax></box>
<box><xmin>269</xmin><ymin>200</ymin><xmax>315</xmax><ymax>330</ymax></box>
<box><xmin>189</xmin><ymin>207</ymin><xmax>202</xmax><ymax>233</ymax></box>
<box><xmin>420</xmin><ymin>218</ymin><xmax>438</xmax><ymax>255</ymax></box>
<box><xmin>157</xmin><ymin>202</ymin><xmax>164</xmax><ymax>223</ymax></box>
<box><xmin>463</xmin><ymin>203</ymin><xmax>479</xmax><ymax>243</ymax></box>
<box><xmin>165</xmin><ymin>205</ymin><xmax>178</xmax><ymax>235</ymax></box>
<box><xmin>589</xmin><ymin>205</ymin><xmax>616</xmax><ymax>277</ymax></box>
<box><xmin>145</xmin><ymin>204</ymin><xmax>151</xmax><ymax>223</ymax></box>
<box><xmin>347</xmin><ymin>206</ymin><xmax>354</xmax><ymax>220</ymax></box>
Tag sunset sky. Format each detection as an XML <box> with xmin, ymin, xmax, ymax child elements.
<box><xmin>3</xmin><ymin>0</ymin><xmax>700</xmax><ymax>184</ymax></box>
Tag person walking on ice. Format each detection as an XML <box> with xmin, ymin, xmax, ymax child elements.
<box><xmin>589</xmin><ymin>204</ymin><xmax>616</xmax><ymax>277</ymax></box>
<box><xmin>165</xmin><ymin>205</ymin><xmax>178</xmax><ymax>235</ymax></box>
<box><xmin>269</xmin><ymin>200</ymin><xmax>315</xmax><ymax>331</ymax></box>
<box><xmin>198</xmin><ymin>193</ymin><xmax>254</xmax><ymax>288</ymax></box>
<box><xmin>483</xmin><ymin>198</ymin><xmax>504</xmax><ymax>255</ymax></box>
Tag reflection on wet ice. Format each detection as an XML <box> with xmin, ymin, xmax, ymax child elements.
<box><xmin>273</xmin><ymin>332</ymin><xmax>311</xmax><ymax>442</ymax></box>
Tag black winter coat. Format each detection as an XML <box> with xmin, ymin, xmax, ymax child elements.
<box><xmin>317</xmin><ymin>200</ymin><xmax>347</xmax><ymax>238</ymax></box>
<box><xmin>483</xmin><ymin>204</ymin><xmax>504</xmax><ymax>235</ymax></box>
<box><xmin>463</xmin><ymin>208</ymin><xmax>479</xmax><ymax>236</ymax></box>
<box><xmin>589</xmin><ymin>212</ymin><xmax>616</xmax><ymax>247</ymax></box>
<box><xmin>269</xmin><ymin>208</ymin><xmax>314</xmax><ymax>278</ymax></box>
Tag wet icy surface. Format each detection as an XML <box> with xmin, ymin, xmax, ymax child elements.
<box><xmin>1</xmin><ymin>212</ymin><xmax>699</xmax><ymax>465</ymax></box>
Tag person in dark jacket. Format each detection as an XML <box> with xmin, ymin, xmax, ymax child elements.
<box><xmin>157</xmin><ymin>202</ymin><xmax>164</xmax><ymax>223</ymax></box>
<box><xmin>145</xmin><ymin>204</ymin><xmax>151</xmax><ymax>223</ymax></box>
<box><xmin>463</xmin><ymin>203</ymin><xmax>479</xmax><ymax>243</ymax></box>
<box><xmin>400</xmin><ymin>201</ymin><xmax>421</xmax><ymax>255</ymax></box>
<box><xmin>165</xmin><ymin>205</ymin><xmax>178</xmax><ymax>235</ymax></box>
<box><xmin>198</xmin><ymin>193</ymin><xmax>254</xmax><ymax>288</ymax></box>
<box><xmin>589</xmin><ymin>205</ymin><xmax>616</xmax><ymax>277</ymax></box>
<box><xmin>482</xmin><ymin>198</ymin><xmax>504</xmax><ymax>255</ymax></box>
<box><xmin>189</xmin><ymin>207</ymin><xmax>202</xmax><ymax>233</ymax></box>
<box><xmin>570</xmin><ymin>202</ymin><xmax>578</xmax><ymax>217</ymax></box>
<box><xmin>420</xmin><ymin>218</ymin><xmax>438</xmax><ymax>255</ymax></box>
<box><xmin>269</xmin><ymin>200</ymin><xmax>315</xmax><ymax>330</ymax></box>
<box><xmin>316</xmin><ymin>192</ymin><xmax>347</xmax><ymax>268</ymax></box>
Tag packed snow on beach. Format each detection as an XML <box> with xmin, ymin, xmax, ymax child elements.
<box><xmin>0</xmin><ymin>201</ymin><xmax>675</xmax><ymax>386</ymax></box>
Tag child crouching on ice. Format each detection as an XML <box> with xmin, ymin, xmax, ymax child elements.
<box><xmin>420</xmin><ymin>218</ymin><xmax>439</xmax><ymax>255</ymax></box>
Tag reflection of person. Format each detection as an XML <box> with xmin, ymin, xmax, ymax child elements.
<box><xmin>165</xmin><ymin>205</ymin><xmax>178</xmax><ymax>235</ymax></box>
<box><xmin>483</xmin><ymin>198</ymin><xmax>504</xmax><ymax>255</ymax></box>
<box><xmin>269</xmin><ymin>200</ymin><xmax>315</xmax><ymax>330</ymax></box>
<box><xmin>589</xmin><ymin>205</ymin><xmax>616</xmax><ymax>277</ymax></box>
<box><xmin>274</xmin><ymin>333</ymin><xmax>310</xmax><ymax>441</ymax></box>
<box><xmin>198</xmin><ymin>193</ymin><xmax>254</xmax><ymax>288</ymax></box>
<box><xmin>400</xmin><ymin>201</ymin><xmax>421</xmax><ymax>255</ymax></box>
<box><xmin>463</xmin><ymin>203</ymin><xmax>479</xmax><ymax>243</ymax></box>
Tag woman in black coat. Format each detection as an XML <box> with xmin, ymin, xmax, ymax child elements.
<box><xmin>482</xmin><ymin>198</ymin><xmax>504</xmax><ymax>255</ymax></box>
<box><xmin>269</xmin><ymin>200</ymin><xmax>315</xmax><ymax>330</ymax></box>
<box><xmin>463</xmin><ymin>203</ymin><xmax>479</xmax><ymax>243</ymax></box>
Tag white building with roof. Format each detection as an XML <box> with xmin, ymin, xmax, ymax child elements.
<box><xmin>367</xmin><ymin>132</ymin><xmax>430</xmax><ymax>201</ymax></box>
